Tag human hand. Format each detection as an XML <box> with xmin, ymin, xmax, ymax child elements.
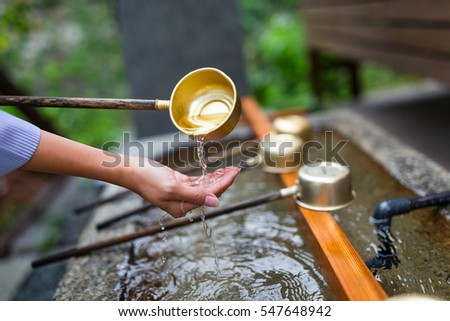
<box><xmin>21</xmin><ymin>131</ymin><xmax>240</xmax><ymax>218</ymax></box>
<box><xmin>125</xmin><ymin>158</ymin><xmax>240</xmax><ymax>218</ymax></box>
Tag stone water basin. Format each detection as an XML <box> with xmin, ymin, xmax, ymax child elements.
<box><xmin>54</xmin><ymin>110</ymin><xmax>449</xmax><ymax>300</ymax></box>
<box><xmin>115</xmin><ymin>131</ymin><xmax>449</xmax><ymax>300</ymax></box>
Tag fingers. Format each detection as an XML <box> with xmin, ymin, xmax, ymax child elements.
<box><xmin>179</xmin><ymin>201</ymin><xmax>186</xmax><ymax>216</ymax></box>
<box><xmin>205</xmin><ymin>166</ymin><xmax>240</xmax><ymax>197</ymax></box>
<box><xmin>173</xmin><ymin>167</ymin><xmax>240</xmax><ymax>202</ymax></box>
<box><xmin>170</xmin><ymin>183</ymin><xmax>219</xmax><ymax>206</ymax></box>
<box><xmin>160</xmin><ymin>199</ymin><xmax>211</xmax><ymax>218</ymax></box>
<box><xmin>159</xmin><ymin>187</ymin><xmax>219</xmax><ymax>218</ymax></box>
<box><xmin>159</xmin><ymin>166</ymin><xmax>241</xmax><ymax>218</ymax></box>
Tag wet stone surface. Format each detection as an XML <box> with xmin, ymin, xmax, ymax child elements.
<box><xmin>310</xmin><ymin>110</ymin><xmax>449</xmax><ymax>299</ymax></box>
<box><xmin>55</xmin><ymin>109</ymin><xmax>449</xmax><ymax>300</ymax></box>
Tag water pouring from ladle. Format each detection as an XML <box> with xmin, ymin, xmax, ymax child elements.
<box><xmin>0</xmin><ymin>67</ymin><xmax>241</xmax><ymax>142</ymax></box>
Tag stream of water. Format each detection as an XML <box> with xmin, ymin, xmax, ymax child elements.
<box><xmin>194</xmin><ymin>137</ymin><xmax>221</xmax><ymax>275</ymax></box>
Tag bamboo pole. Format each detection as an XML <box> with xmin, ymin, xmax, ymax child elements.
<box><xmin>95</xmin><ymin>203</ymin><xmax>154</xmax><ymax>230</ymax></box>
<box><xmin>74</xmin><ymin>190</ymin><xmax>131</xmax><ymax>215</ymax></box>
<box><xmin>0</xmin><ymin>95</ymin><xmax>166</xmax><ymax>110</ymax></box>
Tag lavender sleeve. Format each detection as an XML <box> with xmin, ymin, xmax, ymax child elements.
<box><xmin>0</xmin><ymin>110</ymin><xmax>41</xmax><ymax>176</ymax></box>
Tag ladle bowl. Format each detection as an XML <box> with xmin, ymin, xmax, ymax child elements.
<box><xmin>254</xmin><ymin>133</ymin><xmax>303</xmax><ymax>173</ymax></box>
<box><xmin>273</xmin><ymin>114</ymin><xmax>312</xmax><ymax>142</ymax></box>
<box><xmin>169</xmin><ymin>67</ymin><xmax>241</xmax><ymax>141</ymax></box>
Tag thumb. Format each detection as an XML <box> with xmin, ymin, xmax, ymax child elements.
<box><xmin>203</xmin><ymin>193</ymin><xmax>220</xmax><ymax>207</ymax></box>
<box><xmin>173</xmin><ymin>185</ymin><xmax>219</xmax><ymax>207</ymax></box>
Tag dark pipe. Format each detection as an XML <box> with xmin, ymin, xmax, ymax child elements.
<box><xmin>95</xmin><ymin>203</ymin><xmax>155</xmax><ymax>230</ymax></box>
<box><xmin>366</xmin><ymin>191</ymin><xmax>450</xmax><ymax>272</ymax></box>
<box><xmin>74</xmin><ymin>190</ymin><xmax>131</xmax><ymax>215</ymax></box>
<box><xmin>371</xmin><ymin>191</ymin><xmax>450</xmax><ymax>228</ymax></box>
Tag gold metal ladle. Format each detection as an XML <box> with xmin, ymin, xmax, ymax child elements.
<box><xmin>0</xmin><ymin>67</ymin><xmax>241</xmax><ymax>141</ymax></box>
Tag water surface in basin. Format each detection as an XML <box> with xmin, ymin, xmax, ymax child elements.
<box><xmin>116</xmin><ymin>162</ymin><xmax>333</xmax><ymax>300</ymax></box>
<box><xmin>116</xmin><ymin>130</ymin><xmax>449</xmax><ymax>300</ymax></box>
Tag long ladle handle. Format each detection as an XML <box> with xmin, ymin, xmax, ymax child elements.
<box><xmin>96</xmin><ymin>203</ymin><xmax>155</xmax><ymax>230</ymax></box>
<box><xmin>31</xmin><ymin>185</ymin><xmax>297</xmax><ymax>268</ymax></box>
<box><xmin>0</xmin><ymin>95</ymin><xmax>170</xmax><ymax>110</ymax></box>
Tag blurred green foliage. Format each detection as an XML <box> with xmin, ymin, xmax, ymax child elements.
<box><xmin>238</xmin><ymin>0</ymin><xmax>418</xmax><ymax>110</ymax></box>
<box><xmin>0</xmin><ymin>0</ymin><xmax>129</xmax><ymax>147</ymax></box>
<box><xmin>0</xmin><ymin>203</ymin><xmax>20</xmax><ymax>233</ymax></box>
<box><xmin>0</xmin><ymin>0</ymin><xmax>32</xmax><ymax>52</ymax></box>
<box><xmin>238</xmin><ymin>0</ymin><xmax>314</xmax><ymax>110</ymax></box>
<box><xmin>36</xmin><ymin>210</ymin><xmax>64</xmax><ymax>253</ymax></box>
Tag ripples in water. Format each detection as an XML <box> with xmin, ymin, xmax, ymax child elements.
<box><xmin>117</xmin><ymin>207</ymin><xmax>332</xmax><ymax>300</ymax></box>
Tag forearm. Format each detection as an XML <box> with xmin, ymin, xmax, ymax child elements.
<box><xmin>23</xmin><ymin>130</ymin><xmax>131</xmax><ymax>187</ymax></box>
<box><xmin>21</xmin><ymin>130</ymin><xmax>239</xmax><ymax>218</ymax></box>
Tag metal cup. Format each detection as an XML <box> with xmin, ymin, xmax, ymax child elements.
<box><xmin>273</xmin><ymin>114</ymin><xmax>312</xmax><ymax>142</ymax></box>
<box><xmin>261</xmin><ymin>133</ymin><xmax>303</xmax><ymax>173</ymax></box>
<box><xmin>169</xmin><ymin>67</ymin><xmax>241</xmax><ymax>141</ymax></box>
<box><xmin>246</xmin><ymin>133</ymin><xmax>303</xmax><ymax>173</ymax></box>
<box><xmin>295</xmin><ymin>161</ymin><xmax>355</xmax><ymax>211</ymax></box>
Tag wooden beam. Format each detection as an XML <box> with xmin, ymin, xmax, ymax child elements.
<box><xmin>241</xmin><ymin>96</ymin><xmax>388</xmax><ymax>300</ymax></box>
<box><xmin>303</xmin><ymin>1</ymin><xmax>450</xmax><ymax>22</ymax></box>
<box><xmin>302</xmin><ymin>0</ymin><xmax>393</xmax><ymax>9</ymax></box>
<box><xmin>304</xmin><ymin>24</ymin><xmax>450</xmax><ymax>56</ymax></box>
<box><xmin>305</xmin><ymin>28</ymin><xmax>450</xmax><ymax>85</ymax></box>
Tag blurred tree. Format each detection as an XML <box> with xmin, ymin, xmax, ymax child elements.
<box><xmin>0</xmin><ymin>0</ymin><xmax>32</xmax><ymax>53</ymax></box>
<box><xmin>238</xmin><ymin>0</ymin><xmax>314</xmax><ymax>110</ymax></box>
<box><xmin>0</xmin><ymin>0</ymin><xmax>60</xmax><ymax>133</ymax></box>
<box><xmin>0</xmin><ymin>0</ymin><xmax>129</xmax><ymax>146</ymax></box>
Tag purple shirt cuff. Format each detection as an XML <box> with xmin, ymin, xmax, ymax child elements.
<box><xmin>0</xmin><ymin>110</ymin><xmax>41</xmax><ymax>176</ymax></box>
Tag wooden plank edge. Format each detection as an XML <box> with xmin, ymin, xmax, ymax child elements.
<box><xmin>241</xmin><ymin>96</ymin><xmax>388</xmax><ymax>300</ymax></box>
<box><xmin>281</xmin><ymin>172</ymin><xmax>388</xmax><ymax>301</ymax></box>
<box><xmin>306</xmin><ymin>34</ymin><xmax>450</xmax><ymax>85</ymax></box>
<box><xmin>302</xmin><ymin>1</ymin><xmax>450</xmax><ymax>23</ymax></box>
<box><xmin>305</xmin><ymin>24</ymin><xmax>450</xmax><ymax>56</ymax></box>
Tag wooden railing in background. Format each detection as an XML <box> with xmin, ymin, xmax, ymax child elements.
<box><xmin>302</xmin><ymin>0</ymin><xmax>450</xmax><ymax>104</ymax></box>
